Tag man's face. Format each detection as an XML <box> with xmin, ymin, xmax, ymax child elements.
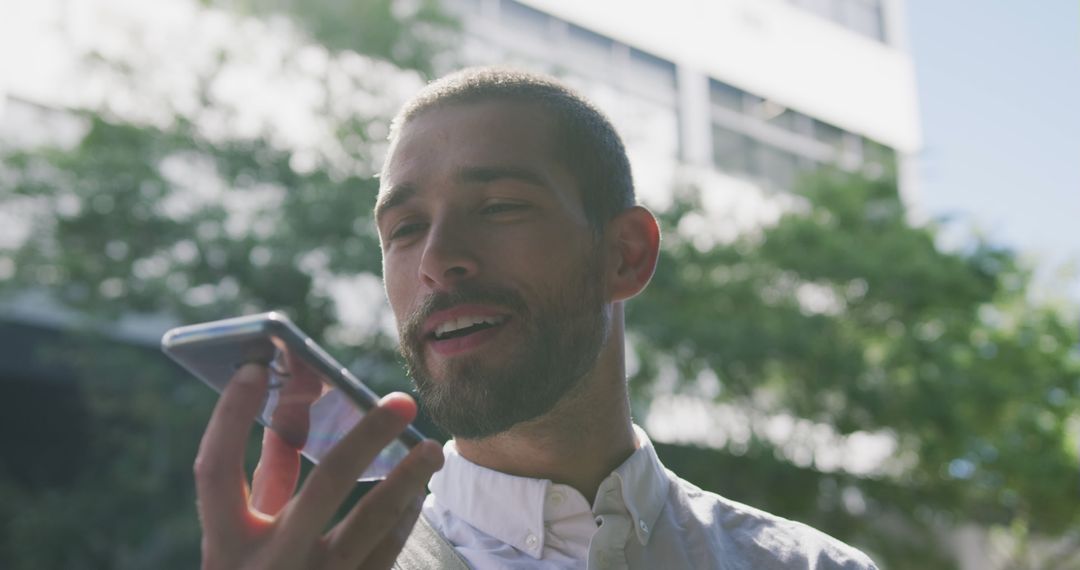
<box><xmin>376</xmin><ymin>100</ymin><xmax>610</xmax><ymax>438</ymax></box>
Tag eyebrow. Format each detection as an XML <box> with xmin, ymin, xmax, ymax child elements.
<box><xmin>374</xmin><ymin>165</ymin><xmax>550</xmax><ymax>223</ymax></box>
<box><xmin>374</xmin><ymin>183</ymin><xmax>417</xmax><ymax>224</ymax></box>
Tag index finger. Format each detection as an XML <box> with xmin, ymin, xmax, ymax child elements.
<box><xmin>194</xmin><ymin>363</ymin><xmax>269</xmax><ymax>537</ymax></box>
<box><xmin>275</xmin><ymin>393</ymin><xmax>419</xmax><ymax>547</ymax></box>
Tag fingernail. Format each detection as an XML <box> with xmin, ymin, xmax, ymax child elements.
<box><xmin>378</xmin><ymin>391</ymin><xmax>409</xmax><ymax>405</ymax></box>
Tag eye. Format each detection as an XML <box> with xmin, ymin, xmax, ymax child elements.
<box><xmin>388</xmin><ymin>221</ymin><xmax>426</xmax><ymax>241</ymax></box>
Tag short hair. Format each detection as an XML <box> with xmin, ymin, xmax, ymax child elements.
<box><xmin>387</xmin><ymin>67</ymin><xmax>635</xmax><ymax>231</ymax></box>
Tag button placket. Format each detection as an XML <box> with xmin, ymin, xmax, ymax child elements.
<box><xmin>587</xmin><ymin>514</ymin><xmax>630</xmax><ymax>570</ymax></box>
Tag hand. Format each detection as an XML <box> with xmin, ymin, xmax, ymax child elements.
<box><xmin>194</xmin><ymin>363</ymin><xmax>444</xmax><ymax>569</ymax></box>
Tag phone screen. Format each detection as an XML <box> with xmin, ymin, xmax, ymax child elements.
<box><xmin>161</xmin><ymin>312</ymin><xmax>423</xmax><ymax>481</ymax></box>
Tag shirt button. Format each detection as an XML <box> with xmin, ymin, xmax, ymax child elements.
<box><xmin>525</xmin><ymin>533</ymin><xmax>538</xmax><ymax>550</ymax></box>
<box><xmin>639</xmin><ymin>519</ymin><xmax>649</xmax><ymax>533</ymax></box>
<box><xmin>549</xmin><ymin>490</ymin><xmax>565</xmax><ymax>506</ymax></box>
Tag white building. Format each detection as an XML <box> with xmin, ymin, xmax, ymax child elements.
<box><xmin>443</xmin><ymin>0</ymin><xmax>921</xmax><ymax>215</ymax></box>
<box><xmin>443</xmin><ymin>0</ymin><xmax>923</xmax><ymax>471</ymax></box>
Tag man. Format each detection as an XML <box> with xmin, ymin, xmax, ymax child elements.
<box><xmin>194</xmin><ymin>67</ymin><xmax>877</xmax><ymax>569</ymax></box>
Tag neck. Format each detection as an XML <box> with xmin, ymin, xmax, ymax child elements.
<box><xmin>453</xmin><ymin>310</ymin><xmax>637</xmax><ymax>504</ymax></box>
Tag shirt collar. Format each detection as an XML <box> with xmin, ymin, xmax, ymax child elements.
<box><xmin>428</xmin><ymin>439</ymin><xmax>551</xmax><ymax>557</ymax></box>
<box><xmin>608</xmin><ymin>426</ymin><xmax>670</xmax><ymax>545</ymax></box>
<box><xmin>427</xmin><ymin>426</ymin><xmax>671</xmax><ymax>556</ymax></box>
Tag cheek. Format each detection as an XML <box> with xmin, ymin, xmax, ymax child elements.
<box><xmin>499</xmin><ymin>220</ymin><xmax>585</xmax><ymax>259</ymax></box>
<box><xmin>382</xmin><ymin>259</ymin><xmax>417</xmax><ymax>321</ymax></box>
<box><xmin>496</xmin><ymin>236</ymin><xmax>592</xmax><ymax>292</ymax></box>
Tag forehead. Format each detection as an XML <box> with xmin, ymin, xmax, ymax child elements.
<box><xmin>380</xmin><ymin>100</ymin><xmax>563</xmax><ymax>190</ymax></box>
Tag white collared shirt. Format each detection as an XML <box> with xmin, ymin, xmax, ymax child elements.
<box><xmin>422</xmin><ymin>426</ymin><xmax>877</xmax><ymax>569</ymax></box>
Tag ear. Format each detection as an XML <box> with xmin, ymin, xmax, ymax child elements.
<box><xmin>605</xmin><ymin>205</ymin><xmax>661</xmax><ymax>302</ymax></box>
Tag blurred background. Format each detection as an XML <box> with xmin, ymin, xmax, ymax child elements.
<box><xmin>1</xmin><ymin>0</ymin><xmax>1077</xmax><ymax>568</ymax></box>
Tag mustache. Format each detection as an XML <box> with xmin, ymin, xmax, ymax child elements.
<box><xmin>402</xmin><ymin>284</ymin><xmax>530</xmax><ymax>341</ymax></box>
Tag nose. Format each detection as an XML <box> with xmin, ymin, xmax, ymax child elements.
<box><xmin>418</xmin><ymin>218</ymin><xmax>479</xmax><ymax>290</ymax></box>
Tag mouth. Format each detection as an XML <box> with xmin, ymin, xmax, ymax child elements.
<box><xmin>431</xmin><ymin>314</ymin><xmax>508</xmax><ymax>340</ymax></box>
<box><xmin>422</xmin><ymin>305</ymin><xmax>512</xmax><ymax>356</ymax></box>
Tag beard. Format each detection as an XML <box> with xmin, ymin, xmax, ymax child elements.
<box><xmin>398</xmin><ymin>250</ymin><xmax>609</xmax><ymax>439</ymax></box>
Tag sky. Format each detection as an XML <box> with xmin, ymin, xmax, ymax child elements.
<box><xmin>906</xmin><ymin>1</ymin><xmax>1080</xmax><ymax>304</ymax></box>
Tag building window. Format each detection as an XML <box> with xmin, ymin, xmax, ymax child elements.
<box><xmin>712</xmin><ymin>124</ymin><xmax>809</xmax><ymax>191</ymax></box>
<box><xmin>755</xmin><ymin>100</ymin><xmax>796</xmax><ymax>131</ymax></box>
<box><xmin>709</xmin><ymin>75</ymin><xmax>892</xmax><ymax>190</ymax></box>
<box><xmin>712</xmin><ymin>124</ymin><xmax>754</xmax><ymax>176</ymax></box>
<box><xmin>566</xmin><ymin>23</ymin><xmax>615</xmax><ymax>65</ymax></box>
<box><xmin>709</xmin><ymin>80</ymin><xmax>745</xmax><ymax>113</ymax></box>
<box><xmin>618</xmin><ymin>47</ymin><xmax>677</xmax><ymax>105</ymax></box>
<box><xmin>628</xmin><ymin>48</ymin><xmax>677</xmax><ymax>90</ymax></box>
<box><xmin>788</xmin><ymin>0</ymin><xmax>886</xmax><ymax>43</ymax></box>
<box><xmin>842</xmin><ymin>0</ymin><xmax>885</xmax><ymax>42</ymax></box>
<box><xmin>812</xmin><ymin>119</ymin><xmax>845</xmax><ymax>150</ymax></box>
<box><xmin>501</xmin><ymin>0</ymin><xmax>551</xmax><ymax>38</ymax></box>
<box><xmin>757</xmin><ymin>145</ymin><xmax>800</xmax><ymax>190</ymax></box>
<box><xmin>861</xmin><ymin>138</ymin><xmax>897</xmax><ymax>176</ymax></box>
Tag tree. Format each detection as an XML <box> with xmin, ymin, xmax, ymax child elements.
<box><xmin>0</xmin><ymin>1</ymin><xmax>456</xmax><ymax>567</ymax></box>
<box><xmin>629</xmin><ymin>170</ymin><xmax>1080</xmax><ymax>568</ymax></box>
<box><xmin>1</xmin><ymin>0</ymin><xmax>458</xmax><ymax>373</ymax></box>
<box><xmin>208</xmin><ymin>0</ymin><xmax>459</xmax><ymax>78</ymax></box>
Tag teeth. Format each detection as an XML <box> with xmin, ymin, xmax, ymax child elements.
<box><xmin>434</xmin><ymin>315</ymin><xmax>506</xmax><ymax>338</ymax></box>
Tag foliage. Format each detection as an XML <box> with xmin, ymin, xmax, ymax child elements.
<box><xmin>0</xmin><ymin>0</ymin><xmax>452</xmax><ymax>370</ymax></box>
<box><xmin>0</xmin><ymin>333</ymin><xmax>211</xmax><ymax>569</ymax></box>
<box><xmin>629</xmin><ymin>170</ymin><xmax>1080</xmax><ymax>567</ymax></box>
<box><xmin>4</xmin><ymin>115</ymin><xmax>379</xmax><ymax>342</ymax></box>
<box><xmin>208</xmin><ymin>0</ymin><xmax>461</xmax><ymax>77</ymax></box>
<box><xmin>0</xmin><ymin>2</ymin><xmax>457</xmax><ymax>567</ymax></box>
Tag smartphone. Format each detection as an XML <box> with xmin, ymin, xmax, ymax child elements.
<box><xmin>161</xmin><ymin>311</ymin><xmax>424</xmax><ymax>481</ymax></box>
